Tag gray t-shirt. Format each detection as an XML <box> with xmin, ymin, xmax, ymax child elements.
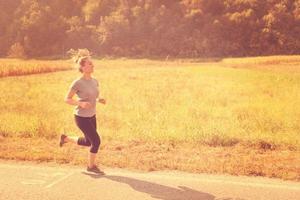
<box><xmin>69</xmin><ymin>77</ymin><xmax>99</xmax><ymax>117</ymax></box>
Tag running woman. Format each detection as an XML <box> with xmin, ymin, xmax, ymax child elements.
<box><xmin>60</xmin><ymin>55</ymin><xmax>106</xmax><ymax>174</ymax></box>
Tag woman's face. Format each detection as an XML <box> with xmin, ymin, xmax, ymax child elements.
<box><xmin>82</xmin><ymin>59</ymin><xmax>94</xmax><ymax>73</ymax></box>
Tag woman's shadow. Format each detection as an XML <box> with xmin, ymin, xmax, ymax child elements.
<box><xmin>82</xmin><ymin>172</ymin><xmax>216</xmax><ymax>200</ymax></box>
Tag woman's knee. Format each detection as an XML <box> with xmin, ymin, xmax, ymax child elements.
<box><xmin>85</xmin><ymin>138</ymin><xmax>92</xmax><ymax>146</ymax></box>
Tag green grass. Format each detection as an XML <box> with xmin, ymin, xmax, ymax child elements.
<box><xmin>0</xmin><ymin>58</ymin><xmax>300</xmax><ymax>150</ymax></box>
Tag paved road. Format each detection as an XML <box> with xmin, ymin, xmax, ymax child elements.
<box><xmin>0</xmin><ymin>162</ymin><xmax>299</xmax><ymax>200</ymax></box>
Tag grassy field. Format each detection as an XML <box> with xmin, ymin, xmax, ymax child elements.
<box><xmin>0</xmin><ymin>57</ymin><xmax>300</xmax><ymax>181</ymax></box>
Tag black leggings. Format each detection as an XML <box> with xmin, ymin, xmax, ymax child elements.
<box><xmin>75</xmin><ymin>115</ymin><xmax>101</xmax><ymax>153</ymax></box>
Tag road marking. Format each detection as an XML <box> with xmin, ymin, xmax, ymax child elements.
<box><xmin>37</xmin><ymin>172</ymin><xmax>65</xmax><ymax>177</ymax></box>
<box><xmin>21</xmin><ymin>179</ymin><xmax>46</xmax><ymax>185</ymax></box>
<box><xmin>44</xmin><ymin>172</ymin><xmax>74</xmax><ymax>189</ymax></box>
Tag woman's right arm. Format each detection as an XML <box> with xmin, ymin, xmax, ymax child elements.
<box><xmin>64</xmin><ymin>88</ymin><xmax>80</xmax><ymax>106</ymax></box>
<box><xmin>64</xmin><ymin>89</ymin><xmax>91</xmax><ymax>108</ymax></box>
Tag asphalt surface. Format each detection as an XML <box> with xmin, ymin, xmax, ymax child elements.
<box><xmin>0</xmin><ymin>161</ymin><xmax>299</xmax><ymax>200</ymax></box>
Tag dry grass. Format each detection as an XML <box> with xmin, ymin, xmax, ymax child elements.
<box><xmin>0</xmin><ymin>59</ymin><xmax>72</xmax><ymax>77</ymax></box>
<box><xmin>0</xmin><ymin>57</ymin><xmax>300</xmax><ymax>181</ymax></box>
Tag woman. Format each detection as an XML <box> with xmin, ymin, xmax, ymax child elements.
<box><xmin>59</xmin><ymin>56</ymin><xmax>106</xmax><ymax>174</ymax></box>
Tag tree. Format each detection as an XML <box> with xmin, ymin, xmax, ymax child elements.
<box><xmin>1</xmin><ymin>0</ymin><xmax>300</xmax><ymax>58</ymax></box>
<box><xmin>12</xmin><ymin>0</ymin><xmax>67</xmax><ymax>57</ymax></box>
<box><xmin>7</xmin><ymin>42</ymin><xmax>27</xmax><ymax>58</ymax></box>
<box><xmin>0</xmin><ymin>0</ymin><xmax>21</xmax><ymax>56</ymax></box>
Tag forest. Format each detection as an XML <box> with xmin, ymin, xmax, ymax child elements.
<box><xmin>1</xmin><ymin>0</ymin><xmax>299</xmax><ymax>58</ymax></box>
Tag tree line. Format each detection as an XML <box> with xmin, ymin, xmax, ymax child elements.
<box><xmin>1</xmin><ymin>0</ymin><xmax>299</xmax><ymax>58</ymax></box>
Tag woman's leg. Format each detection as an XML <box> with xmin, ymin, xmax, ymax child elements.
<box><xmin>75</xmin><ymin>115</ymin><xmax>101</xmax><ymax>167</ymax></box>
<box><xmin>60</xmin><ymin>115</ymin><xmax>94</xmax><ymax>146</ymax></box>
<box><xmin>86</xmin><ymin>115</ymin><xmax>100</xmax><ymax>167</ymax></box>
<box><xmin>88</xmin><ymin>152</ymin><xmax>97</xmax><ymax>168</ymax></box>
<box><xmin>75</xmin><ymin>115</ymin><xmax>92</xmax><ymax>147</ymax></box>
<box><xmin>90</xmin><ymin>115</ymin><xmax>97</xmax><ymax>129</ymax></box>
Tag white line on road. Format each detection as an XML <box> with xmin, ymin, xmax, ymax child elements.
<box><xmin>21</xmin><ymin>179</ymin><xmax>46</xmax><ymax>185</ymax></box>
<box><xmin>44</xmin><ymin>172</ymin><xmax>74</xmax><ymax>189</ymax></box>
<box><xmin>37</xmin><ymin>172</ymin><xmax>66</xmax><ymax>177</ymax></box>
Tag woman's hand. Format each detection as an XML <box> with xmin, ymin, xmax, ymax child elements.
<box><xmin>79</xmin><ymin>102</ymin><xmax>92</xmax><ymax>109</ymax></box>
<box><xmin>98</xmin><ymin>98</ymin><xmax>106</xmax><ymax>105</ymax></box>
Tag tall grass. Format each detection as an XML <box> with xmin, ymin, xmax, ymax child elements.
<box><xmin>221</xmin><ymin>55</ymin><xmax>300</xmax><ymax>72</ymax></box>
<box><xmin>0</xmin><ymin>59</ymin><xmax>72</xmax><ymax>77</ymax></box>
<box><xmin>222</xmin><ymin>55</ymin><xmax>300</xmax><ymax>65</ymax></box>
<box><xmin>0</xmin><ymin>58</ymin><xmax>300</xmax><ymax>150</ymax></box>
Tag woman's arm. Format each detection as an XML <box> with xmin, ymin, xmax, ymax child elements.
<box><xmin>64</xmin><ymin>89</ymin><xmax>91</xmax><ymax>108</ymax></box>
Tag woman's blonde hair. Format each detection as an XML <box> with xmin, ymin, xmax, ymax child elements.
<box><xmin>67</xmin><ymin>48</ymin><xmax>92</xmax><ymax>73</ymax></box>
<box><xmin>75</xmin><ymin>56</ymin><xmax>90</xmax><ymax>73</ymax></box>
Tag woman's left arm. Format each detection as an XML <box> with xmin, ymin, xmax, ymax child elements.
<box><xmin>96</xmin><ymin>80</ymin><xmax>106</xmax><ymax>104</ymax></box>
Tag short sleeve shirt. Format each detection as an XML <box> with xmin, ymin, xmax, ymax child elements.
<box><xmin>69</xmin><ymin>77</ymin><xmax>99</xmax><ymax>117</ymax></box>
